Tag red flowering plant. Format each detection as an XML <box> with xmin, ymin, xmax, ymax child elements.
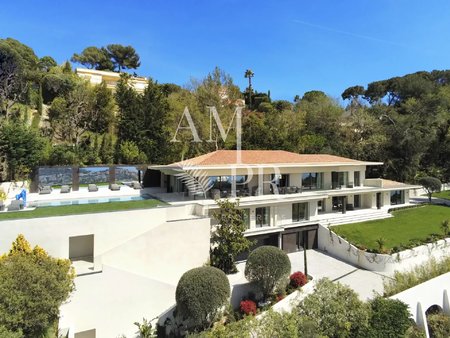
<box><xmin>240</xmin><ymin>299</ymin><xmax>257</xmax><ymax>316</ymax></box>
<box><xmin>289</xmin><ymin>271</ymin><xmax>307</xmax><ymax>289</ymax></box>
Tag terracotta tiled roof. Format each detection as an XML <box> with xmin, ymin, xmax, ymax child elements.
<box><xmin>170</xmin><ymin>150</ymin><xmax>371</xmax><ymax>167</ymax></box>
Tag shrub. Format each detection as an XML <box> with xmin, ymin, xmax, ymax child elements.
<box><xmin>176</xmin><ymin>266</ymin><xmax>230</xmax><ymax>331</ymax></box>
<box><xmin>297</xmin><ymin>278</ymin><xmax>370</xmax><ymax>338</ymax></box>
<box><xmin>427</xmin><ymin>313</ymin><xmax>450</xmax><ymax>338</ymax></box>
<box><xmin>383</xmin><ymin>256</ymin><xmax>450</xmax><ymax>296</ymax></box>
<box><xmin>239</xmin><ymin>300</ymin><xmax>257</xmax><ymax>316</ymax></box>
<box><xmin>244</xmin><ymin>246</ymin><xmax>291</xmax><ymax>299</ymax></box>
<box><xmin>368</xmin><ymin>297</ymin><xmax>411</xmax><ymax>337</ymax></box>
<box><xmin>289</xmin><ymin>271</ymin><xmax>307</xmax><ymax>288</ymax></box>
<box><xmin>0</xmin><ymin>235</ymin><xmax>75</xmax><ymax>337</ymax></box>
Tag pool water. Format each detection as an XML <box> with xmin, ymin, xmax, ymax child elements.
<box><xmin>29</xmin><ymin>194</ymin><xmax>153</xmax><ymax>208</ymax></box>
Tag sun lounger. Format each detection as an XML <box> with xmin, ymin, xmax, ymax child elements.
<box><xmin>88</xmin><ymin>184</ymin><xmax>98</xmax><ymax>192</ymax></box>
<box><xmin>39</xmin><ymin>186</ymin><xmax>52</xmax><ymax>195</ymax></box>
<box><xmin>109</xmin><ymin>183</ymin><xmax>121</xmax><ymax>191</ymax></box>
<box><xmin>8</xmin><ymin>200</ymin><xmax>24</xmax><ymax>211</ymax></box>
<box><xmin>60</xmin><ymin>185</ymin><xmax>71</xmax><ymax>193</ymax></box>
<box><xmin>131</xmin><ymin>181</ymin><xmax>142</xmax><ymax>189</ymax></box>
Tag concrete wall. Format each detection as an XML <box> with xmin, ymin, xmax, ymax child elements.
<box><xmin>318</xmin><ymin>224</ymin><xmax>450</xmax><ymax>274</ymax></box>
<box><xmin>101</xmin><ymin>217</ymin><xmax>210</xmax><ymax>285</ymax></box>
<box><xmin>0</xmin><ymin>205</ymin><xmax>199</xmax><ymax>272</ymax></box>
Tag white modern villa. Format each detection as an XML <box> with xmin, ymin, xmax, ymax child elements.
<box><xmin>150</xmin><ymin>150</ymin><xmax>417</xmax><ymax>254</ymax></box>
<box><xmin>0</xmin><ymin>149</ymin><xmax>421</xmax><ymax>337</ymax></box>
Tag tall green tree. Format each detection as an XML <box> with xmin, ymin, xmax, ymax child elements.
<box><xmin>210</xmin><ymin>199</ymin><xmax>252</xmax><ymax>274</ymax></box>
<box><xmin>71</xmin><ymin>46</ymin><xmax>114</xmax><ymax>70</ymax></box>
<box><xmin>0</xmin><ymin>121</ymin><xmax>45</xmax><ymax>180</ymax></box>
<box><xmin>106</xmin><ymin>44</ymin><xmax>140</xmax><ymax>72</ymax></box>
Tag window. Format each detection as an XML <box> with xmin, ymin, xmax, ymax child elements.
<box><xmin>256</xmin><ymin>207</ymin><xmax>270</xmax><ymax>228</ymax></box>
<box><xmin>332</xmin><ymin>172</ymin><xmax>348</xmax><ymax>189</ymax></box>
<box><xmin>271</xmin><ymin>174</ymin><xmax>289</xmax><ymax>188</ymax></box>
<box><xmin>241</xmin><ymin>208</ymin><xmax>250</xmax><ymax>229</ymax></box>
<box><xmin>354</xmin><ymin>195</ymin><xmax>360</xmax><ymax>208</ymax></box>
<box><xmin>301</xmin><ymin>173</ymin><xmax>324</xmax><ymax>190</ymax></box>
<box><xmin>292</xmin><ymin>203</ymin><xmax>308</xmax><ymax>222</ymax></box>
<box><xmin>354</xmin><ymin>171</ymin><xmax>361</xmax><ymax>186</ymax></box>
<box><xmin>390</xmin><ymin>190</ymin><xmax>404</xmax><ymax>205</ymax></box>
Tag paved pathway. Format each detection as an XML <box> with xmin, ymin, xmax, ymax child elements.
<box><xmin>232</xmin><ymin>250</ymin><xmax>388</xmax><ymax>301</ymax></box>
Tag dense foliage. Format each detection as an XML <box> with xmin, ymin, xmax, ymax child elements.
<box><xmin>0</xmin><ymin>235</ymin><xmax>75</xmax><ymax>337</ymax></box>
<box><xmin>210</xmin><ymin>199</ymin><xmax>253</xmax><ymax>274</ymax></box>
<box><xmin>297</xmin><ymin>278</ymin><xmax>370</xmax><ymax>338</ymax></box>
<box><xmin>175</xmin><ymin>266</ymin><xmax>230</xmax><ymax>331</ymax></box>
<box><xmin>367</xmin><ymin>297</ymin><xmax>412</xmax><ymax>337</ymax></box>
<box><xmin>1</xmin><ymin>37</ymin><xmax>450</xmax><ymax>186</ymax></box>
<box><xmin>383</xmin><ymin>256</ymin><xmax>450</xmax><ymax>296</ymax></box>
<box><xmin>192</xmin><ymin>279</ymin><xmax>418</xmax><ymax>338</ymax></box>
<box><xmin>244</xmin><ymin>246</ymin><xmax>291</xmax><ymax>299</ymax></box>
<box><xmin>427</xmin><ymin>313</ymin><xmax>450</xmax><ymax>338</ymax></box>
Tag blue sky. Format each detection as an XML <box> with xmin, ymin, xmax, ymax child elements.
<box><xmin>1</xmin><ymin>0</ymin><xmax>450</xmax><ymax>101</ymax></box>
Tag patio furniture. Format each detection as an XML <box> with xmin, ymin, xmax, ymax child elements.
<box><xmin>0</xmin><ymin>201</ymin><xmax>4</xmax><ymax>211</ymax></box>
<box><xmin>88</xmin><ymin>184</ymin><xmax>98</xmax><ymax>192</ymax></box>
<box><xmin>241</xmin><ymin>188</ymin><xmax>250</xmax><ymax>197</ymax></box>
<box><xmin>109</xmin><ymin>183</ymin><xmax>121</xmax><ymax>191</ymax></box>
<box><xmin>346</xmin><ymin>203</ymin><xmax>354</xmax><ymax>211</ymax></box>
<box><xmin>131</xmin><ymin>181</ymin><xmax>142</xmax><ymax>189</ymax></box>
<box><xmin>8</xmin><ymin>200</ymin><xmax>24</xmax><ymax>211</ymax></box>
<box><xmin>60</xmin><ymin>185</ymin><xmax>71</xmax><ymax>193</ymax></box>
<box><xmin>39</xmin><ymin>186</ymin><xmax>52</xmax><ymax>195</ymax></box>
<box><xmin>287</xmin><ymin>186</ymin><xmax>298</xmax><ymax>194</ymax></box>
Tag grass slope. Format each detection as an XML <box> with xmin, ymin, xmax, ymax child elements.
<box><xmin>333</xmin><ymin>205</ymin><xmax>450</xmax><ymax>251</ymax></box>
<box><xmin>433</xmin><ymin>190</ymin><xmax>450</xmax><ymax>200</ymax></box>
<box><xmin>0</xmin><ymin>199</ymin><xmax>164</xmax><ymax>221</ymax></box>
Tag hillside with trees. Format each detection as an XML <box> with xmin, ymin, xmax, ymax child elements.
<box><xmin>0</xmin><ymin>37</ymin><xmax>449</xmax><ymax>184</ymax></box>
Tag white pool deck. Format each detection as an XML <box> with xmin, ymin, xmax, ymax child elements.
<box><xmin>26</xmin><ymin>185</ymin><xmax>145</xmax><ymax>203</ymax></box>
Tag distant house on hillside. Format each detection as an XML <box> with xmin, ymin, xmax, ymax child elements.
<box><xmin>76</xmin><ymin>68</ymin><xmax>148</xmax><ymax>93</ymax></box>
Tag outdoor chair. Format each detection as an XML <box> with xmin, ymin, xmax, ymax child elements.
<box><xmin>60</xmin><ymin>185</ymin><xmax>71</xmax><ymax>193</ymax></box>
<box><xmin>88</xmin><ymin>184</ymin><xmax>98</xmax><ymax>192</ymax></box>
<box><xmin>110</xmin><ymin>183</ymin><xmax>121</xmax><ymax>191</ymax></box>
<box><xmin>241</xmin><ymin>188</ymin><xmax>250</xmax><ymax>197</ymax></box>
<box><xmin>8</xmin><ymin>200</ymin><xmax>24</xmax><ymax>211</ymax></box>
<box><xmin>346</xmin><ymin>203</ymin><xmax>354</xmax><ymax>211</ymax></box>
<box><xmin>131</xmin><ymin>181</ymin><xmax>142</xmax><ymax>189</ymax></box>
<box><xmin>39</xmin><ymin>186</ymin><xmax>52</xmax><ymax>195</ymax></box>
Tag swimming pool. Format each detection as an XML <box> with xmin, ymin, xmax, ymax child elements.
<box><xmin>28</xmin><ymin>194</ymin><xmax>153</xmax><ymax>208</ymax></box>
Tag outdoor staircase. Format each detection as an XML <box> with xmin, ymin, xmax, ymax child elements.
<box><xmin>320</xmin><ymin>209</ymin><xmax>393</xmax><ymax>227</ymax></box>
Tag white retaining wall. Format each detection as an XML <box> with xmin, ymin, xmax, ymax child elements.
<box><xmin>318</xmin><ymin>224</ymin><xmax>450</xmax><ymax>274</ymax></box>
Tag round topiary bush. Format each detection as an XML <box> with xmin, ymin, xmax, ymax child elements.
<box><xmin>244</xmin><ymin>246</ymin><xmax>291</xmax><ymax>299</ymax></box>
<box><xmin>175</xmin><ymin>266</ymin><xmax>230</xmax><ymax>330</ymax></box>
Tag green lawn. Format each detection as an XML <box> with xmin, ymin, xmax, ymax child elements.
<box><xmin>433</xmin><ymin>190</ymin><xmax>450</xmax><ymax>200</ymax></box>
<box><xmin>333</xmin><ymin>205</ymin><xmax>450</xmax><ymax>251</ymax></box>
<box><xmin>0</xmin><ymin>199</ymin><xmax>165</xmax><ymax>221</ymax></box>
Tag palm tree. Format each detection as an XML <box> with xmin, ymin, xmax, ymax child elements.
<box><xmin>244</xmin><ymin>69</ymin><xmax>254</xmax><ymax>106</ymax></box>
<box><xmin>244</xmin><ymin>69</ymin><xmax>254</xmax><ymax>90</ymax></box>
